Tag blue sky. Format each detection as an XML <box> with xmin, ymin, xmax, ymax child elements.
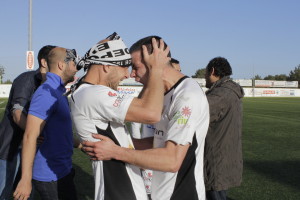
<box><xmin>0</xmin><ymin>0</ymin><xmax>299</xmax><ymax>81</ymax></box>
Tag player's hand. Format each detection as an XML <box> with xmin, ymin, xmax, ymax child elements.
<box><xmin>13</xmin><ymin>179</ymin><xmax>32</xmax><ymax>200</ymax></box>
<box><xmin>82</xmin><ymin>134</ymin><xmax>117</xmax><ymax>161</ymax></box>
<box><xmin>142</xmin><ymin>38</ymin><xmax>170</xmax><ymax>71</ymax></box>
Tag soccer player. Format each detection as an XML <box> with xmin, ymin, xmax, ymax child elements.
<box><xmin>69</xmin><ymin>33</ymin><xmax>170</xmax><ymax>200</ymax></box>
<box><xmin>83</xmin><ymin>36</ymin><xmax>210</xmax><ymax>200</ymax></box>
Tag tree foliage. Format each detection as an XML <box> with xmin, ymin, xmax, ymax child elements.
<box><xmin>192</xmin><ymin>68</ymin><xmax>206</xmax><ymax>78</ymax></box>
<box><xmin>253</xmin><ymin>75</ymin><xmax>262</xmax><ymax>80</ymax></box>
<box><xmin>287</xmin><ymin>65</ymin><xmax>300</xmax><ymax>81</ymax></box>
<box><xmin>3</xmin><ymin>79</ymin><xmax>12</xmax><ymax>84</ymax></box>
<box><xmin>264</xmin><ymin>74</ymin><xmax>287</xmax><ymax>81</ymax></box>
<box><xmin>0</xmin><ymin>65</ymin><xmax>5</xmax><ymax>84</ymax></box>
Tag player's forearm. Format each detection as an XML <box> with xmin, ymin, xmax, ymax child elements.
<box><xmin>114</xmin><ymin>145</ymin><xmax>178</xmax><ymax>172</ymax></box>
<box><xmin>140</xmin><ymin>69</ymin><xmax>164</xmax><ymax>118</ymax></box>
<box><xmin>20</xmin><ymin>133</ymin><xmax>37</xmax><ymax>180</ymax></box>
<box><xmin>12</xmin><ymin>109</ymin><xmax>27</xmax><ymax>130</ymax></box>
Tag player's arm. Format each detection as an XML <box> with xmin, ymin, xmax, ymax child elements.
<box><xmin>83</xmin><ymin>134</ymin><xmax>189</xmax><ymax>172</ymax></box>
<box><xmin>125</xmin><ymin>38</ymin><xmax>170</xmax><ymax>124</ymax></box>
<box><xmin>12</xmin><ymin>109</ymin><xmax>27</xmax><ymax>130</ymax></box>
<box><xmin>11</xmin><ymin>75</ymin><xmax>35</xmax><ymax>130</ymax></box>
<box><xmin>14</xmin><ymin>115</ymin><xmax>45</xmax><ymax>200</ymax></box>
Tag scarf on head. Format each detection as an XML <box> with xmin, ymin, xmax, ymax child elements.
<box><xmin>77</xmin><ymin>32</ymin><xmax>131</xmax><ymax>70</ymax></box>
<box><xmin>65</xmin><ymin>32</ymin><xmax>131</xmax><ymax>96</ymax></box>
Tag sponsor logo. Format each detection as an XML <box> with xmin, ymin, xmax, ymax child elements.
<box><xmin>173</xmin><ymin>106</ymin><xmax>192</xmax><ymax>125</ymax></box>
<box><xmin>108</xmin><ymin>91</ymin><xmax>117</xmax><ymax>97</ymax></box>
<box><xmin>181</xmin><ymin>106</ymin><xmax>191</xmax><ymax>117</ymax></box>
<box><xmin>113</xmin><ymin>95</ymin><xmax>125</xmax><ymax>107</ymax></box>
<box><xmin>154</xmin><ymin>129</ymin><xmax>164</xmax><ymax>137</ymax></box>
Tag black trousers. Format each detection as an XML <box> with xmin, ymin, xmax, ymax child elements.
<box><xmin>32</xmin><ymin>168</ymin><xmax>78</xmax><ymax>200</ymax></box>
<box><xmin>206</xmin><ymin>190</ymin><xmax>227</xmax><ymax>200</ymax></box>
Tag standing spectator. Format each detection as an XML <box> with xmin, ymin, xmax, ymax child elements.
<box><xmin>204</xmin><ymin>57</ymin><xmax>244</xmax><ymax>200</ymax></box>
<box><xmin>0</xmin><ymin>45</ymin><xmax>56</xmax><ymax>199</ymax></box>
<box><xmin>13</xmin><ymin>47</ymin><xmax>79</xmax><ymax>200</ymax></box>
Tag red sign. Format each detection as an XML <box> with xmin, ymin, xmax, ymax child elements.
<box><xmin>26</xmin><ymin>51</ymin><xmax>34</xmax><ymax>70</ymax></box>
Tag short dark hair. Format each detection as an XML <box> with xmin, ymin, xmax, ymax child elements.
<box><xmin>37</xmin><ymin>45</ymin><xmax>56</xmax><ymax>67</ymax></box>
<box><xmin>170</xmin><ymin>58</ymin><xmax>179</xmax><ymax>64</ymax></box>
<box><xmin>206</xmin><ymin>57</ymin><xmax>232</xmax><ymax>78</ymax></box>
<box><xmin>129</xmin><ymin>36</ymin><xmax>171</xmax><ymax>58</ymax></box>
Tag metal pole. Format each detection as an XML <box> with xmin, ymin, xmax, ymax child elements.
<box><xmin>28</xmin><ymin>0</ymin><xmax>32</xmax><ymax>51</ymax></box>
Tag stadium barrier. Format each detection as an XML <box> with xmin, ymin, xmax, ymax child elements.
<box><xmin>1</xmin><ymin>78</ymin><xmax>299</xmax><ymax>98</ymax></box>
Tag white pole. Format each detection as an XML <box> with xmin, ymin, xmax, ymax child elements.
<box><xmin>28</xmin><ymin>0</ymin><xmax>32</xmax><ymax>51</ymax></box>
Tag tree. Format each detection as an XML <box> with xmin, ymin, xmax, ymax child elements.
<box><xmin>253</xmin><ymin>74</ymin><xmax>262</xmax><ymax>80</ymax></box>
<box><xmin>192</xmin><ymin>68</ymin><xmax>206</xmax><ymax>78</ymax></box>
<box><xmin>0</xmin><ymin>65</ymin><xmax>5</xmax><ymax>84</ymax></box>
<box><xmin>264</xmin><ymin>75</ymin><xmax>275</xmax><ymax>80</ymax></box>
<box><xmin>274</xmin><ymin>74</ymin><xmax>287</xmax><ymax>81</ymax></box>
<box><xmin>3</xmin><ymin>79</ymin><xmax>12</xmax><ymax>84</ymax></box>
<box><xmin>287</xmin><ymin>65</ymin><xmax>300</xmax><ymax>88</ymax></box>
<box><xmin>264</xmin><ymin>74</ymin><xmax>287</xmax><ymax>81</ymax></box>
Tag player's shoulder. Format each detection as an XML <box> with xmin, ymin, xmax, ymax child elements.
<box><xmin>13</xmin><ymin>70</ymin><xmax>36</xmax><ymax>84</ymax></box>
<box><xmin>177</xmin><ymin>78</ymin><xmax>204</xmax><ymax>96</ymax></box>
<box><xmin>73</xmin><ymin>84</ymin><xmax>120</xmax><ymax>103</ymax></box>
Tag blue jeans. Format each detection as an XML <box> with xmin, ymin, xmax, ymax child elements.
<box><xmin>32</xmin><ymin>168</ymin><xmax>78</xmax><ymax>200</ymax></box>
<box><xmin>0</xmin><ymin>149</ymin><xmax>21</xmax><ymax>199</ymax></box>
<box><xmin>0</xmin><ymin>149</ymin><xmax>34</xmax><ymax>200</ymax></box>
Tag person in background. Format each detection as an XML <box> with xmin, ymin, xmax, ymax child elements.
<box><xmin>13</xmin><ymin>47</ymin><xmax>79</xmax><ymax>200</ymax></box>
<box><xmin>0</xmin><ymin>45</ymin><xmax>56</xmax><ymax>200</ymax></box>
<box><xmin>204</xmin><ymin>57</ymin><xmax>244</xmax><ymax>200</ymax></box>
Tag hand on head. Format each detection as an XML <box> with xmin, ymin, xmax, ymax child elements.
<box><xmin>142</xmin><ymin>38</ymin><xmax>170</xmax><ymax>71</ymax></box>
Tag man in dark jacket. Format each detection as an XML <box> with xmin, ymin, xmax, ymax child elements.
<box><xmin>204</xmin><ymin>57</ymin><xmax>244</xmax><ymax>200</ymax></box>
<box><xmin>0</xmin><ymin>45</ymin><xmax>56</xmax><ymax>199</ymax></box>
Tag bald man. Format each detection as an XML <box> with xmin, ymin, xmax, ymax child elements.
<box><xmin>14</xmin><ymin>47</ymin><xmax>79</xmax><ymax>200</ymax></box>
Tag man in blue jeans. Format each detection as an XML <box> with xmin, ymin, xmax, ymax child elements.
<box><xmin>0</xmin><ymin>45</ymin><xmax>56</xmax><ymax>199</ymax></box>
<box><xmin>13</xmin><ymin>47</ymin><xmax>79</xmax><ymax>200</ymax></box>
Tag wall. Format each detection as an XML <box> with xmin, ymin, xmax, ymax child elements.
<box><xmin>1</xmin><ymin>84</ymin><xmax>300</xmax><ymax>98</ymax></box>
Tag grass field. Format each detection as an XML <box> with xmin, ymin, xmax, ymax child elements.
<box><xmin>0</xmin><ymin>97</ymin><xmax>299</xmax><ymax>200</ymax></box>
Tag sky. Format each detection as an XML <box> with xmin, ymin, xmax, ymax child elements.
<box><xmin>0</xmin><ymin>0</ymin><xmax>300</xmax><ymax>81</ymax></box>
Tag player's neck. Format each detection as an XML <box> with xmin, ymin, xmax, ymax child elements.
<box><xmin>162</xmin><ymin>67</ymin><xmax>185</xmax><ymax>92</ymax></box>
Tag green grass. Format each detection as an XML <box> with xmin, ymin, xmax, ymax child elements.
<box><xmin>1</xmin><ymin>97</ymin><xmax>300</xmax><ymax>199</ymax></box>
<box><xmin>228</xmin><ymin>97</ymin><xmax>300</xmax><ymax>200</ymax></box>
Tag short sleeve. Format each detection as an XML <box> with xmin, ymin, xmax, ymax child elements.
<box><xmin>28</xmin><ymin>85</ymin><xmax>57</xmax><ymax>121</ymax></box>
<box><xmin>75</xmin><ymin>86</ymin><xmax>134</xmax><ymax>125</ymax></box>
<box><xmin>166</xmin><ymin>89</ymin><xmax>206</xmax><ymax>145</ymax></box>
<box><xmin>97</xmin><ymin>89</ymin><xmax>134</xmax><ymax>124</ymax></box>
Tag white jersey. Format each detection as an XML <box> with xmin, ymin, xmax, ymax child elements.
<box><xmin>70</xmin><ymin>83</ymin><xmax>148</xmax><ymax>200</ymax></box>
<box><xmin>151</xmin><ymin>77</ymin><xmax>209</xmax><ymax>200</ymax></box>
<box><xmin>130</xmin><ymin>122</ymin><xmax>155</xmax><ymax>195</ymax></box>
